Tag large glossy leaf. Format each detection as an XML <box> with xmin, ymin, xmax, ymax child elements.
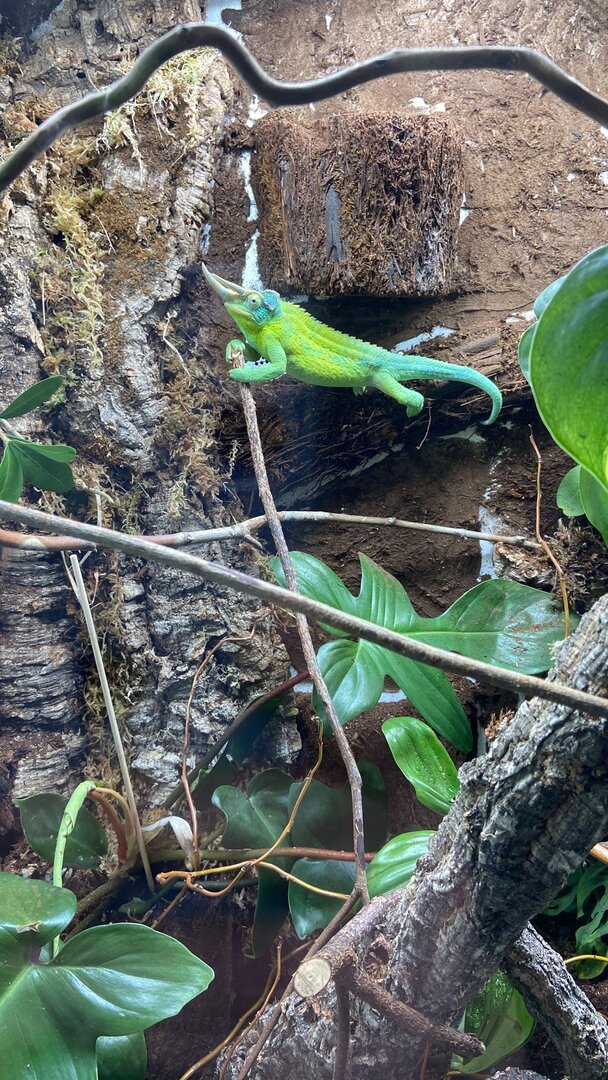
<box><xmin>0</xmin><ymin>873</ymin><xmax>213</xmax><ymax>1080</ymax></box>
<box><xmin>580</xmin><ymin>467</ymin><xmax>608</xmax><ymax>545</ymax></box>
<box><xmin>0</xmin><ymin>442</ymin><xmax>24</xmax><ymax>502</ymax></box>
<box><xmin>10</xmin><ymin>439</ymin><xmax>76</xmax><ymax>493</ymax></box>
<box><xmin>409</xmin><ymin>577</ymin><xmax>569</xmax><ymax>672</ymax></box>
<box><xmin>556</xmin><ymin>464</ymin><xmax>608</xmax><ymax>544</ymax></box>
<box><xmin>366</xmin><ymin>831</ymin><xmax>433</xmax><ymax>899</ymax></box>
<box><xmin>0</xmin><ymin>376</ymin><xmax>65</xmax><ymax>419</ymax></box>
<box><xmin>453</xmin><ymin>971</ymin><xmax>535</xmax><ymax>1073</ymax></box>
<box><xmin>382</xmin><ymin>717</ymin><xmax>459</xmax><ymax>815</ymax></box>
<box><xmin>288</xmin><ymin>859</ymin><xmax>355</xmax><ymax>939</ymax></box>
<box><xmin>273</xmin><ymin>553</ymin><xmax>569</xmax><ymax>751</ymax></box>
<box><xmin>0</xmin><ymin>871</ymin><xmax>76</xmax><ymax>951</ymax></box>
<box><xmin>529</xmin><ymin>244</ymin><xmax>608</xmax><ymax>494</ymax></box>
<box><xmin>213</xmin><ymin>769</ymin><xmax>293</xmax><ymax>956</ymax></box>
<box><xmin>97</xmin><ymin>1033</ymin><xmax>147</xmax><ymax>1080</ymax></box>
<box><xmin>15</xmin><ymin>792</ymin><xmax>108</xmax><ymax>868</ymax></box>
<box><xmin>289</xmin><ymin>759</ymin><xmax>387</xmax><ymax>855</ymax></box>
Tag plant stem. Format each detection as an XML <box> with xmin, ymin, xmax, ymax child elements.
<box><xmin>230</xmin><ymin>343</ymin><xmax>369</xmax><ymax>902</ymax></box>
<box><xmin>52</xmin><ymin>779</ymin><xmax>97</xmax><ymax>955</ymax></box>
<box><xmin>68</xmin><ymin>555</ymin><xmax>155</xmax><ymax>892</ymax></box>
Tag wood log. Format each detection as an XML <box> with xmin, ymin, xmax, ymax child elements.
<box><xmin>252</xmin><ymin>113</ymin><xmax>464</xmax><ymax>296</ymax></box>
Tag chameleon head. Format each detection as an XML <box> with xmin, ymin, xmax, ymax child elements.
<box><xmin>201</xmin><ymin>263</ymin><xmax>281</xmax><ymax>335</ymax></box>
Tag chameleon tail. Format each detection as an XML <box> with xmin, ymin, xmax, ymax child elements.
<box><xmin>388</xmin><ymin>354</ymin><xmax>502</xmax><ymax>424</ymax></box>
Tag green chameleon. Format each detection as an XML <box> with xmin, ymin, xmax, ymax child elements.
<box><xmin>202</xmin><ymin>265</ymin><xmax>502</xmax><ymax>423</ymax></box>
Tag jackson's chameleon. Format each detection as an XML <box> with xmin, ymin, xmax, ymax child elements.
<box><xmin>202</xmin><ymin>264</ymin><xmax>502</xmax><ymax>423</ymax></box>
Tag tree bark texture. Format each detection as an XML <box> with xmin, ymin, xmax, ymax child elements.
<box><xmin>252</xmin><ymin>113</ymin><xmax>464</xmax><ymax>296</ymax></box>
<box><xmin>221</xmin><ymin>595</ymin><xmax>608</xmax><ymax>1079</ymax></box>
<box><xmin>0</xmin><ymin>0</ymin><xmax>291</xmax><ymax>813</ymax></box>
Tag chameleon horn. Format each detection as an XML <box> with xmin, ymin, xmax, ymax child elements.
<box><xmin>201</xmin><ymin>263</ymin><xmax>248</xmax><ymax>302</ymax></box>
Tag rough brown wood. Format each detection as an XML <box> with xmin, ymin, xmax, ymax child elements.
<box><xmin>221</xmin><ymin>595</ymin><xmax>608</xmax><ymax>1080</ymax></box>
<box><xmin>252</xmin><ymin>113</ymin><xmax>464</xmax><ymax>296</ymax></box>
<box><xmin>0</xmin><ymin>0</ymin><xmax>290</xmax><ymax>809</ymax></box>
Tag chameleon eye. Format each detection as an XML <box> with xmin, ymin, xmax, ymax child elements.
<box><xmin>248</xmin><ymin>293</ymin><xmax>261</xmax><ymax>309</ymax></box>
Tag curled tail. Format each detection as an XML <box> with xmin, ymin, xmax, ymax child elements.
<box><xmin>388</xmin><ymin>354</ymin><xmax>502</xmax><ymax>424</ymax></box>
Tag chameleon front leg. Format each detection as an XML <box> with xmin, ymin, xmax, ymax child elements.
<box><xmin>370</xmin><ymin>370</ymin><xmax>425</xmax><ymax>417</ymax></box>
<box><xmin>227</xmin><ymin>338</ymin><xmax>288</xmax><ymax>383</ymax></box>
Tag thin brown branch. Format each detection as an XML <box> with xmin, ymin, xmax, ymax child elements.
<box><xmin>0</xmin><ymin>510</ymin><xmax>543</xmax><ymax>555</ymax></box>
<box><xmin>0</xmin><ymin>26</ymin><xmax>607</xmax><ymax>193</ymax></box>
<box><xmin>1</xmin><ymin>501</ymin><xmax>606</xmax><ymax>719</ymax></box>
<box><xmin>229</xmin><ymin>343</ymin><xmax>369</xmax><ymax>903</ymax></box>
<box><xmin>337</xmin><ymin>963</ymin><xmax>484</xmax><ymax>1059</ymax></box>
<box><xmin>529</xmin><ymin>432</ymin><xmax>571</xmax><ymax>636</ymax></box>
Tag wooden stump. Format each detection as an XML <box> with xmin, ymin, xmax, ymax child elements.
<box><xmin>251</xmin><ymin>112</ymin><xmax>464</xmax><ymax>297</ymax></box>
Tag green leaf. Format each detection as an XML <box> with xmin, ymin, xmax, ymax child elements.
<box><xmin>10</xmin><ymin>439</ymin><xmax>76</xmax><ymax>494</ymax></box>
<box><xmin>97</xmin><ymin>1033</ymin><xmax>147</xmax><ymax>1080</ymax></box>
<box><xmin>0</xmin><ymin>376</ymin><xmax>65</xmax><ymax>419</ymax></box>
<box><xmin>453</xmin><ymin>971</ymin><xmax>535</xmax><ymax>1073</ymax></box>
<box><xmin>529</xmin><ymin>244</ymin><xmax>608</xmax><ymax>494</ymax></box>
<box><xmin>289</xmin><ymin>759</ymin><xmax>387</xmax><ymax>855</ymax></box>
<box><xmin>213</xmin><ymin>769</ymin><xmax>293</xmax><ymax>956</ymax></box>
<box><xmin>557</xmin><ymin>465</ymin><xmax>585</xmax><ymax>517</ymax></box>
<box><xmin>0</xmin><ymin>874</ymin><xmax>214</xmax><ymax>1080</ymax></box>
<box><xmin>314</xmin><ymin>639</ymin><xmax>386</xmax><ymax>732</ymax></box>
<box><xmin>382</xmin><ymin>717</ymin><xmax>460</xmax><ymax>815</ymax></box>
<box><xmin>288</xmin><ymin>859</ymin><xmax>355</xmax><ymax>939</ymax></box>
<box><xmin>0</xmin><ymin>442</ymin><xmax>24</xmax><ymax>502</ymax></box>
<box><xmin>533</xmin><ymin>275</ymin><xmax>566</xmax><ymax>318</ymax></box>
<box><xmin>276</xmin><ymin>552</ymin><xmax>472</xmax><ymax>751</ymax></box>
<box><xmin>383</xmin><ymin>650</ymin><xmax>472</xmax><ymax>752</ymax></box>
<box><xmin>0</xmin><ymin>871</ymin><xmax>76</xmax><ymax>952</ymax></box>
<box><xmin>580</xmin><ymin>467</ymin><xmax>608</xmax><ymax>545</ymax></box>
<box><xmin>15</xmin><ymin>792</ymin><xmax>108</xmax><ymax>869</ymax></box>
<box><xmin>517</xmin><ymin>323</ymin><xmax>535</xmax><ymax>384</ymax></box>
<box><xmin>366</xmin><ymin>831</ymin><xmax>433</xmax><ymax>899</ymax></box>
<box><xmin>410</xmin><ymin>578</ymin><xmax>570</xmax><ymax>673</ymax></box>
<box><xmin>277</xmin><ymin>553</ymin><xmax>571</xmax><ymax>752</ymax></box>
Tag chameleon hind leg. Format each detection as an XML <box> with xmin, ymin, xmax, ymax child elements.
<box><xmin>370</xmin><ymin>371</ymin><xmax>425</xmax><ymax>417</ymax></box>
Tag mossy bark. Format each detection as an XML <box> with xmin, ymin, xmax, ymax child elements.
<box><xmin>0</xmin><ymin>0</ymin><xmax>291</xmax><ymax>817</ymax></box>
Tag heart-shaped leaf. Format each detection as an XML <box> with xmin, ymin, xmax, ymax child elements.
<box><xmin>529</xmin><ymin>244</ymin><xmax>608</xmax><ymax>494</ymax></box>
<box><xmin>97</xmin><ymin>1033</ymin><xmax>147</xmax><ymax>1080</ymax></box>
<box><xmin>367</xmin><ymin>831</ymin><xmax>433</xmax><ymax>899</ymax></box>
<box><xmin>0</xmin><ymin>376</ymin><xmax>65</xmax><ymax>419</ymax></box>
<box><xmin>213</xmin><ymin>769</ymin><xmax>293</xmax><ymax>956</ymax></box>
<box><xmin>453</xmin><ymin>971</ymin><xmax>535</xmax><ymax>1073</ymax></box>
<box><xmin>0</xmin><ymin>442</ymin><xmax>24</xmax><ymax>502</ymax></box>
<box><xmin>15</xmin><ymin>792</ymin><xmax>108</xmax><ymax>868</ymax></box>
<box><xmin>289</xmin><ymin>759</ymin><xmax>387</xmax><ymax>855</ymax></box>
<box><xmin>10</xmin><ymin>439</ymin><xmax>76</xmax><ymax>493</ymax></box>
<box><xmin>382</xmin><ymin>717</ymin><xmax>460</xmax><ymax>815</ymax></box>
<box><xmin>288</xmin><ymin>858</ymin><xmax>355</xmax><ymax>939</ymax></box>
<box><xmin>0</xmin><ymin>873</ymin><xmax>213</xmax><ymax>1080</ymax></box>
